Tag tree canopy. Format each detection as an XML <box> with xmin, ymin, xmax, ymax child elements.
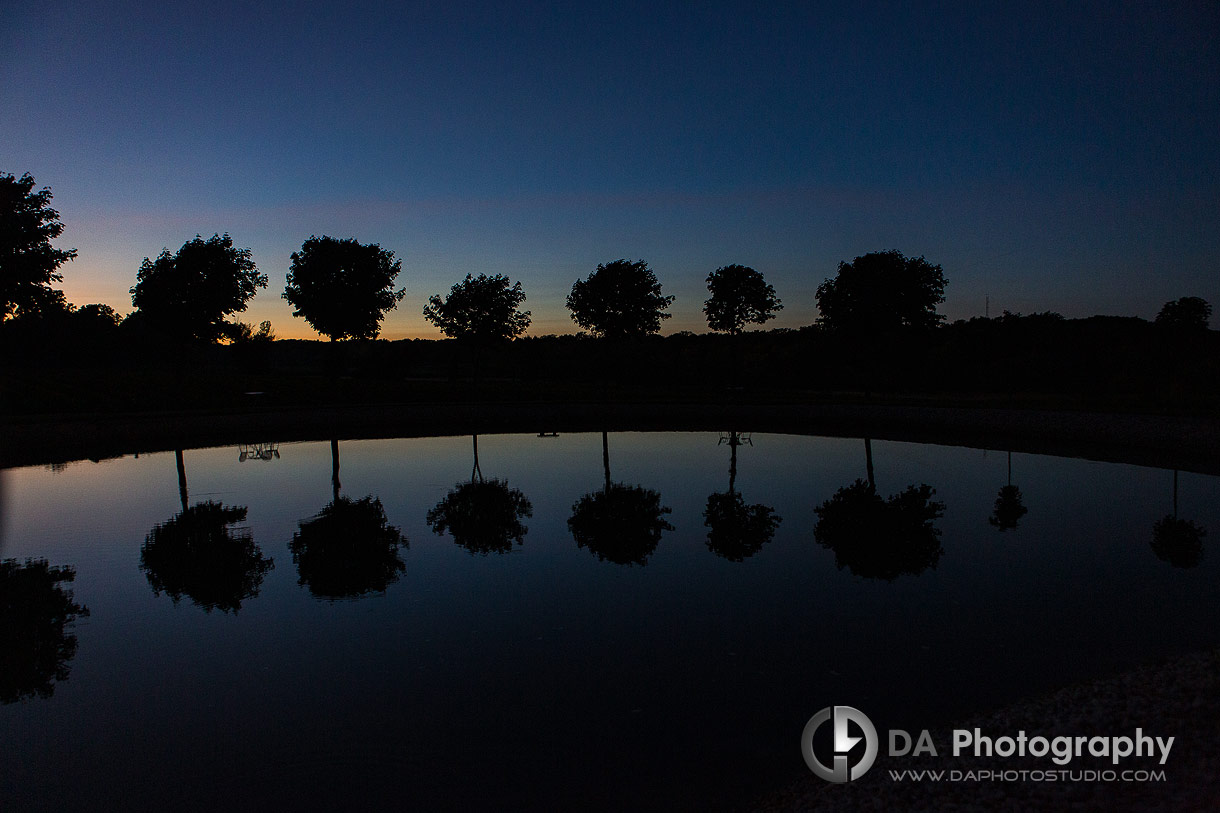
<box><xmin>140</xmin><ymin>502</ymin><xmax>274</xmax><ymax>613</ymax></box>
<box><xmin>283</xmin><ymin>236</ymin><xmax>405</xmax><ymax>340</ymax></box>
<box><xmin>0</xmin><ymin>558</ymin><xmax>89</xmax><ymax>704</ymax></box>
<box><xmin>989</xmin><ymin>484</ymin><xmax>1028</xmax><ymax>531</ymax></box>
<box><xmin>1155</xmin><ymin>297</ymin><xmax>1211</xmax><ymax>330</ymax></box>
<box><xmin>566</xmin><ymin>259</ymin><xmax>674</xmax><ymax>338</ymax></box>
<box><xmin>129</xmin><ymin>233</ymin><xmax>266</xmax><ymax>342</ymax></box>
<box><xmin>703</xmin><ymin>491</ymin><xmax>781</xmax><ymax>561</ymax></box>
<box><xmin>289</xmin><ymin>496</ymin><xmax>407</xmax><ymax>600</ymax></box>
<box><xmin>1</xmin><ymin>172</ymin><xmax>76</xmax><ymax>321</ymax></box>
<box><xmin>423</xmin><ymin>273</ymin><xmax>531</xmax><ymax>342</ymax></box>
<box><xmin>815</xmin><ymin>250</ymin><xmax>947</xmax><ymax>335</ymax></box>
<box><xmin>568</xmin><ymin>484</ymin><xmax>673</xmax><ymax>566</ymax></box>
<box><xmin>427</xmin><ymin>479</ymin><xmax>533</xmax><ymax>554</ymax></box>
<box><xmin>814</xmin><ymin>480</ymin><xmax>945</xmax><ymax>580</ymax></box>
<box><xmin>1151</xmin><ymin>516</ymin><xmax>1206</xmax><ymax>568</ymax></box>
<box><xmin>703</xmin><ymin>264</ymin><xmax>782</xmax><ymax>335</ymax></box>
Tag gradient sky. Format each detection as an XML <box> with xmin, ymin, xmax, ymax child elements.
<box><xmin>3</xmin><ymin>1</ymin><xmax>1217</xmax><ymax>339</ymax></box>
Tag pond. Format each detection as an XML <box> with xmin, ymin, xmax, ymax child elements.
<box><xmin>2</xmin><ymin>431</ymin><xmax>1218</xmax><ymax>810</ymax></box>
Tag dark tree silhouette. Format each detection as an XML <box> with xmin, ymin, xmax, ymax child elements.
<box><xmin>1151</xmin><ymin>470</ymin><xmax>1207</xmax><ymax>568</ymax></box>
<box><xmin>1152</xmin><ymin>517</ymin><xmax>1206</xmax><ymax>568</ymax></box>
<box><xmin>990</xmin><ymin>486</ymin><xmax>1028</xmax><ymax>531</ymax></box>
<box><xmin>290</xmin><ymin>496</ymin><xmax>406</xmax><ymax>600</ymax></box>
<box><xmin>7</xmin><ymin>286</ymin><xmax>71</xmax><ymax>321</ymax></box>
<box><xmin>570</xmin><ymin>485</ymin><xmax>673</xmax><ymax>566</ymax></box>
<box><xmin>814</xmin><ymin>480</ymin><xmax>945</xmax><ymax>580</ymax></box>
<box><xmin>566</xmin><ymin>259</ymin><xmax>674</xmax><ymax>338</ymax></box>
<box><xmin>704</xmin><ymin>431</ymin><xmax>781</xmax><ymax>561</ymax></box>
<box><xmin>427</xmin><ymin>481</ymin><xmax>532</xmax><ymax>554</ymax></box>
<box><xmin>283</xmin><ymin>235</ymin><xmax>405</xmax><ymax>340</ymax></box>
<box><xmin>704</xmin><ymin>492</ymin><xmax>781</xmax><ymax>562</ymax></box>
<box><xmin>423</xmin><ymin>273</ymin><xmax>531</xmax><ymax>342</ymax></box>
<box><xmin>330</xmin><ymin>438</ymin><xmax>341</xmax><ymax>502</ymax></box>
<box><xmin>815</xmin><ymin>250</ymin><xmax>947</xmax><ymax>335</ymax></box>
<box><xmin>703</xmin><ymin>265</ymin><xmax>782</xmax><ymax>335</ymax></box>
<box><xmin>427</xmin><ymin>435</ymin><xmax>533</xmax><ymax>555</ymax></box>
<box><xmin>989</xmin><ymin>452</ymin><xmax>1028</xmax><ymax>531</ymax></box>
<box><xmin>1154</xmin><ymin>297</ymin><xmax>1211</xmax><ymax>331</ymax></box>
<box><xmin>1</xmin><ymin>172</ymin><xmax>77</xmax><ymax>321</ymax></box>
<box><xmin>129</xmin><ymin>233</ymin><xmax>266</xmax><ymax>342</ymax></box>
<box><xmin>74</xmin><ymin>303</ymin><xmax>121</xmax><ymax>331</ymax></box>
<box><xmin>0</xmin><ymin>558</ymin><xmax>90</xmax><ymax>703</ymax></box>
<box><xmin>140</xmin><ymin>502</ymin><xmax>273</xmax><ymax>613</ymax></box>
<box><xmin>222</xmin><ymin>319</ymin><xmax>275</xmax><ymax>344</ymax></box>
<box><xmin>568</xmin><ymin>431</ymin><xmax>672</xmax><ymax>565</ymax></box>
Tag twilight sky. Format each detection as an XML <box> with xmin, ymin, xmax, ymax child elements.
<box><xmin>3</xmin><ymin>1</ymin><xmax>1217</xmax><ymax>339</ymax></box>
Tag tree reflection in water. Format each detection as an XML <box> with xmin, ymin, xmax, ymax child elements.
<box><xmin>990</xmin><ymin>485</ymin><xmax>1028</xmax><ymax>531</ymax></box>
<box><xmin>290</xmin><ymin>496</ymin><xmax>407</xmax><ymax>599</ymax></box>
<box><xmin>427</xmin><ymin>435</ymin><xmax>533</xmax><ymax>555</ymax></box>
<box><xmin>428</xmin><ymin>481</ymin><xmax>532</xmax><ymax>555</ymax></box>
<box><xmin>1</xmin><ymin>558</ymin><xmax>90</xmax><ymax>703</ymax></box>
<box><xmin>815</xmin><ymin>479</ymin><xmax>945</xmax><ymax>580</ymax></box>
<box><xmin>1152</xmin><ymin>517</ymin><xmax>1206</xmax><ymax>568</ymax></box>
<box><xmin>703</xmin><ymin>431</ymin><xmax>780</xmax><ymax>561</ymax></box>
<box><xmin>989</xmin><ymin>451</ymin><xmax>1028</xmax><ymax>531</ymax></box>
<box><xmin>140</xmin><ymin>502</ymin><xmax>274</xmax><ymax>613</ymax></box>
<box><xmin>570</xmin><ymin>484</ymin><xmax>672</xmax><ymax>566</ymax></box>
<box><xmin>1151</xmin><ymin>470</ymin><xmax>1206</xmax><ymax>568</ymax></box>
<box><xmin>569</xmin><ymin>431</ymin><xmax>672</xmax><ymax>566</ymax></box>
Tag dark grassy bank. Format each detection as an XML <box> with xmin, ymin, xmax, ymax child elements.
<box><xmin>3</xmin><ymin>313</ymin><xmax>1219</xmax><ymax>469</ymax></box>
<box><xmin>4</xmin><ymin>313</ymin><xmax>1220</xmax><ymax>417</ymax></box>
<box><xmin>5</xmin><ymin>402</ymin><xmax>1220</xmax><ymax>476</ymax></box>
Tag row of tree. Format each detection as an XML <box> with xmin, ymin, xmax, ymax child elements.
<box><xmin>3</xmin><ymin>171</ymin><xmax>1211</xmax><ymax>349</ymax></box>
<box><xmin>118</xmin><ymin>234</ymin><xmax>795</xmax><ymax>344</ymax></box>
<box><xmin>0</xmin><ymin>170</ymin><xmax>936</xmax><ymax>344</ymax></box>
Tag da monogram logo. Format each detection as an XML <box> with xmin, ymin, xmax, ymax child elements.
<box><xmin>801</xmin><ymin>705</ymin><xmax>879</xmax><ymax>782</ymax></box>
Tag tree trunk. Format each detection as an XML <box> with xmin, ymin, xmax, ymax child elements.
<box><xmin>472</xmin><ymin>434</ymin><xmax>483</xmax><ymax>483</ymax></box>
<box><xmin>864</xmin><ymin>437</ymin><xmax>875</xmax><ymax>490</ymax></box>
<box><xmin>175</xmin><ymin>449</ymin><xmax>188</xmax><ymax>512</ymax></box>
<box><xmin>728</xmin><ymin>430</ymin><xmax>739</xmax><ymax>494</ymax></box>
<box><xmin>331</xmin><ymin>438</ymin><xmax>341</xmax><ymax>502</ymax></box>
<box><xmin>602</xmin><ymin>431</ymin><xmax>611</xmax><ymax>492</ymax></box>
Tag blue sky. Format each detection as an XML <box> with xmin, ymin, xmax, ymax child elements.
<box><xmin>3</xmin><ymin>1</ymin><xmax>1217</xmax><ymax>338</ymax></box>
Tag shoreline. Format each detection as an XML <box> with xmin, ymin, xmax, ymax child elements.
<box><xmin>4</xmin><ymin>400</ymin><xmax>1220</xmax><ymax>472</ymax></box>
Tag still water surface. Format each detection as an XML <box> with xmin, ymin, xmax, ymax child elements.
<box><xmin>2</xmin><ymin>432</ymin><xmax>1218</xmax><ymax>810</ymax></box>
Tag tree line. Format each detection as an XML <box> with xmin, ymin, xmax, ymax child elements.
<box><xmin>4</xmin><ymin>171</ymin><xmax>1214</xmax><ymax>348</ymax></box>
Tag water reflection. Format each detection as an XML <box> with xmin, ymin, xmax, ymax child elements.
<box><xmin>1151</xmin><ymin>470</ymin><xmax>1207</xmax><ymax>568</ymax></box>
<box><xmin>289</xmin><ymin>497</ymin><xmax>407</xmax><ymax>599</ymax></box>
<box><xmin>1</xmin><ymin>558</ymin><xmax>90</xmax><ymax>703</ymax></box>
<box><xmin>141</xmin><ymin>503</ymin><xmax>273</xmax><ymax>613</ymax></box>
<box><xmin>568</xmin><ymin>431</ymin><xmax>672</xmax><ymax>565</ymax></box>
<box><xmin>989</xmin><ymin>451</ymin><xmax>1028</xmax><ymax>531</ymax></box>
<box><xmin>238</xmin><ymin>442</ymin><xmax>280</xmax><ymax>462</ymax></box>
<box><xmin>141</xmin><ymin>450</ymin><xmax>274</xmax><ymax>613</ymax></box>
<box><xmin>703</xmin><ymin>431</ymin><xmax>781</xmax><ymax>561</ymax></box>
<box><xmin>5</xmin><ymin>432</ymin><xmax>1220</xmax><ymax>811</ymax></box>
<box><xmin>426</xmin><ymin>435</ymin><xmax>533</xmax><ymax>555</ymax></box>
<box><xmin>289</xmin><ymin>440</ymin><xmax>407</xmax><ymax>599</ymax></box>
<box><xmin>813</xmin><ymin>438</ymin><xmax>945</xmax><ymax>580</ymax></box>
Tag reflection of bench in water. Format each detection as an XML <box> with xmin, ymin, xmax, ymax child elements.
<box><xmin>238</xmin><ymin>443</ymin><xmax>280</xmax><ymax>462</ymax></box>
<box><xmin>718</xmin><ymin>431</ymin><xmax>751</xmax><ymax>447</ymax></box>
